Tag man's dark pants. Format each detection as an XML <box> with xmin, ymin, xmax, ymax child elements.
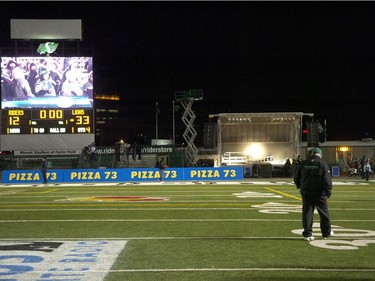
<box><xmin>301</xmin><ymin>190</ymin><xmax>331</xmax><ymax>237</ymax></box>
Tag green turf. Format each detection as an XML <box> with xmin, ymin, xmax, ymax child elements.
<box><xmin>0</xmin><ymin>179</ymin><xmax>374</xmax><ymax>280</ymax></box>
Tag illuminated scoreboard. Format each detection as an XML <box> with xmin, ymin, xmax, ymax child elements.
<box><xmin>1</xmin><ymin>109</ymin><xmax>93</xmax><ymax>135</ymax></box>
<box><xmin>1</xmin><ymin>56</ymin><xmax>95</xmax><ymax>150</ymax></box>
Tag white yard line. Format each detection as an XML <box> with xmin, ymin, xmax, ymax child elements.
<box><xmin>1</xmin><ymin>218</ymin><xmax>375</xmax><ymax>223</ymax></box>
<box><xmin>106</xmin><ymin>267</ymin><xmax>375</xmax><ymax>273</ymax></box>
<box><xmin>0</xmin><ymin>180</ymin><xmax>371</xmax><ymax>188</ymax></box>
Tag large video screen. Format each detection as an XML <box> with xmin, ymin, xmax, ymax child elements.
<box><xmin>1</xmin><ymin>56</ymin><xmax>93</xmax><ymax>109</ymax></box>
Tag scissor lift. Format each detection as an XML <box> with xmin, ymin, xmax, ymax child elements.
<box><xmin>175</xmin><ymin>89</ymin><xmax>203</xmax><ymax>166</ymax></box>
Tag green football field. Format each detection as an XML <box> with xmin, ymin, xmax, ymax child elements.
<box><xmin>0</xmin><ymin>178</ymin><xmax>374</xmax><ymax>281</ymax></box>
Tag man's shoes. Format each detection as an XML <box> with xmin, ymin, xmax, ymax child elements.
<box><xmin>323</xmin><ymin>231</ymin><xmax>334</xmax><ymax>239</ymax></box>
<box><xmin>304</xmin><ymin>236</ymin><xmax>314</xmax><ymax>241</ymax></box>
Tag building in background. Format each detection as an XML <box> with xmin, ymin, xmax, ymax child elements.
<box><xmin>94</xmin><ymin>93</ymin><xmax>121</xmax><ymax>145</ymax></box>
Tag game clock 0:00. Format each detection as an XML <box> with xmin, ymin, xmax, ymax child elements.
<box><xmin>1</xmin><ymin>108</ymin><xmax>94</xmax><ymax>134</ymax></box>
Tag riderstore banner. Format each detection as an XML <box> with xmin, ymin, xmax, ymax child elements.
<box><xmin>1</xmin><ymin>167</ymin><xmax>243</xmax><ymax>184</ymax></box>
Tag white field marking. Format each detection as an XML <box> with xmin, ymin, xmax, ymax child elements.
<box><xmin>0</xmin><ymin>236</ymin><xmax>373</xmax><ymax>242</ymax></box>
<box><xmin>0</xmin><ymin>207</ymin><xmax>375</xmax><ymax>211</ymax></box>
<box><xmin>14</xmin><ymin>268</ymin><xmax>375</xmax><ymax>273</ymax></box>
<box><xmin>0</xmin><ymin>267</ymin><xmax>373</xmax><ymax>275</ymax></box>
<box><xmin>1</xmin><ymin>190</ymin><xmax>374</xmax><ymax>197</ymax></box>
<box><xmin>333</xmin><ymin>194</ymin><xmax>372</xmax><ymax>196</ymax></box>
<box><xmin>0</xmin><ymin>197</ymin><xmax>370</xmax><ymax>203</ymax></box>
<box><xmin>310</xmin><ymin>239</ymin><xmax>375</xmax><ymax>250</ymax></box>
<box><xmin>0</xmin><ymin>199</ymin><xmax>278</xmax><ymax>203</ymax></box>
<box><xmin>0</xmin><ymin>180</ymin><xmax>370</xmax><ymax>188</ymax></box>
<box><xmin>0</xmin><ymin>190</ymin><xmax>253</xmax><ymax>194</ymax></box>
<box><xmin>0</xmin><ymin>237</ymin><xmax>346</xmax><ymax>241</ymax></box>
<box><xmin>1</xmin><ymin>218</ymin><xmax>375</xmax><ymax>223</ymax></box>
<box><xmin>292</xmin><ymin>224</ymin><xmax>375</xmax><ymax>237</ymax></box>
<box><xmin>233</xmin><ymin>191</ymin><xmax>282</xmax><ymax>198</ymax></box>
<box><xmin>104</xmin><ymin>268</ymin><xmax>375</xmax><ymax>273</ymax></box>
<box><xmin>2</xmin><ymin>203</ymin><xmax>374</xmax><ymax>209</ymax></box>
<box><xmin>252</xmin><ymin>202</ymin><xmax>301</xmax><ymax>214</ymax></box>
<box><xmin>0</xmin><ymin>190</ymin><xmax>25</xmax><ymax>196</ymax></box>
<box><xmin>0</xmin><ymin>195</ymin><xmax>266</xmax><ymax>199</ymax></box>
<box><xmin>0</xmin><ymin>208</ymin><xmax>255</xmax><ymax>211</ymax></box>
<box><xmin>0</xmin><ymin>219</ymin><xmax>302</xmax><ymax>223</ymax></box>
<box><xmin>0</xmin><ymin>237</ymin><xmax>303</xmax><ymax>241</ymax></box>
<box><xmin>0</xmin><ymin>240</ymin><xmax>127</xmax><ymax>281</ymax></box>
<box><xmin>332</xmin><ymin>181</ymin><xmax>370</xmax><ymax>185</ymax></box>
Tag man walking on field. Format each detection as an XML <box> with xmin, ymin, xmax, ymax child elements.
<box><xmin>294</xmin><ymin>147</ymin><xmax>333</xmax><ymax>241</ymax></box>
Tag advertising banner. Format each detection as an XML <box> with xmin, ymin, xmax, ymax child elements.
<box><xmin>1</xmin><ymin>167</ymin><xmax>243</xmax><ymax>184</ymax></box>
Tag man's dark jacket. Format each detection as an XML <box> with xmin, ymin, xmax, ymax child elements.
<box><xmin>294</xmin><ymin>155</ymin><xmax>332</xmax><ymax>198</ymax></box>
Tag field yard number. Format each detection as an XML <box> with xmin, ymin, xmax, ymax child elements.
<box><xmin>311</xmin><ymin>239</ymin><xmax>375</xmax><ymax>250</ymax></box>
<box><xmin>251</xmin><ymin>202</ymin><xmax>301</xmax><ymax>214</ymax></box>
<box><xmin>292</xmin><ymin>224</ymin><xmax>375</xmax><ymax>250</ymax></box>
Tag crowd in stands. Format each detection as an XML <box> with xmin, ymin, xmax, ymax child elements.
<box><xmin>1</xmin><ymin>57</ymin><xmax>93</xmax><ymax>101</ymax></box>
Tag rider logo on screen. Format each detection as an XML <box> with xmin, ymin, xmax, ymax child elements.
<box><xmin>37</xmin><ymin>42</ymin><xmax>59</xmax><ymax>55</ymax></box>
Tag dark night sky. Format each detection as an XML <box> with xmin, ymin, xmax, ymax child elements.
<box><xmin>1</xmin><ymin>1</ymin><xmax>375</xmax><ymax>144</ymax></box>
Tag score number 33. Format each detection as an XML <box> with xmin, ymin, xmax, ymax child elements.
<box><xmin>75</xmin><ymin>115</ymin><xmax>90</xmax><ymax>125</ymax></box>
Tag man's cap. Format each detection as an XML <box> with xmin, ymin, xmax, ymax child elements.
<box><xmin>311</xmin><ymin>147</ymin><xmax>322</xmax><ymax>155</ymax></box>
